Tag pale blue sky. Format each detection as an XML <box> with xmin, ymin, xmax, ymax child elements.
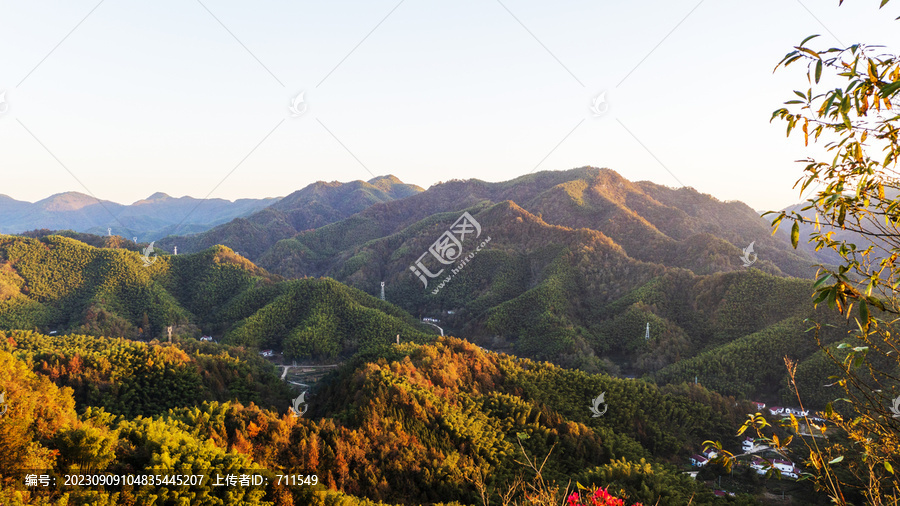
<box><xmin>1</xmin><ymin>0</ymin><xmax>898</xmax><ymax>211</ymax></box>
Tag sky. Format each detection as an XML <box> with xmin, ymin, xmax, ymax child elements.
<box><xmin>1</xmin><ymin>0</ymin><xmax>898</xmax><ymax>212</ymax></box>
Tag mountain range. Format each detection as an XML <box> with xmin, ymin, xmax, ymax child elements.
<box><xmin>0</xmin><ymin>191</ymin><xmax>279</xmax><ymax>241</ymax></box>
<box><xmin>0</xmin><ymin>166</ymin><xmax>863</xmax><ymax>504</ymax></box>
<box><xmin>1</xmin><ymin>167</ymin><xmax>855</xmax><ymax>407</ymax></box>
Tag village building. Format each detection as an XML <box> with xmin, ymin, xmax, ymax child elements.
<box><xmin>690</xmin><ymin>455</ymin><xmax>708</xmax><ymax>467</ymax></box>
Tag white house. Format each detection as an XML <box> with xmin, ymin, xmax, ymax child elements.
<box><xmin>200</xmin><ymin>335</ymin><xmax>214</xmax><ymax>342</ymax></box>
<box><xmin>769</xmin><ymin>406</ymin><xmax>785</xmax><ymax>416</ymax></box>
<box><xmin>774</xmin><ymin>459</ymin><xmax>794</xmax><ymax>472</ymax></box>
<box><xmin>259</xmin><ymin>349</ymin><xmax>274</xmax><ymax>357</ymax></box>
<box><xmin>773</xmin><ymin>459</ymin><xmax>800</xmax><ymax>478</ymax></box>
<box><xmin>751</xmin><ymin>401</ymin><xmax>766</xmax><ymax>411</ymax></box>
<box><xmin>750</xmin><ymin>457</ymin><xmax>768</xmax><ymax>475</ymax></box>
<box><xmin>702</xmin><ymin>448</ymin><xmax>718</xmax><ymax>459</ymax></box>
<box><xmin>690</xmin><ymin>455</ymin><xmax>709</xmax><ymax>467</ymax></box>
<box><xmin>790</xmin><ymin>407</ymin><xmax>809</xmax><ymax>417</ymax></box>
<box><xmin>742</xmin><ymin>437</ymin><xmax>756</xmax><ymax>452</ymax></box>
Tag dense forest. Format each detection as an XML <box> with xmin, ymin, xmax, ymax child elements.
<box><xmin>1</xmin><ymin>333</ymin><xmax>775</xmax><ymax>505</ymax></box>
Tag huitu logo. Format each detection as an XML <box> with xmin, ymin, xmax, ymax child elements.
<box><xmin>0</xmin><ymin>90</ymin><xmax>8</xmax><ymax>115</ymax></box>
<box><xmin>141</xmin><ymin>241</ymin><xmax>158</xmax><ymax>267</ymax></box>
<box><xmin>589</xmin><ymin>392</ymin><xmax>608</xmax><ymax>417</ymax></box>
<box><xmin>290</xmin><ymin>392</ymin><xmax>308</xmax><ymax>417</ymax></box>
<box><xmin>0</xmin><ymin>390</ymin><xmax>7</xmax><ymax>417</ymax></box>
<box><xmin>288</xmin><ymin>92</ymin><xmax>307</xmax><ymax>117</ymax></box>
<box><xmin>590</xmin><ymin>91</ymin><xmax>609</xmax><ymax>117</ymax></box>
<box><xmin>409</xmin><ymin>211</ymin><xmax>482</xmax><ymax>288</ymax></box>
<box><xmin>891</xmin><ymin>395</ymin><xmax>900</xmax><ymax>418</ymax></box>
<box><xmin>740</xmin><ymin>241</ymin><xmax>757</xmax><ymax>267</ymax></box>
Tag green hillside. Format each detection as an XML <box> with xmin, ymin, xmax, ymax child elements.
<box><xmin>0</xmin><ymin>234</ymin><xmax>432</xmax><ymax>361</ymax></box>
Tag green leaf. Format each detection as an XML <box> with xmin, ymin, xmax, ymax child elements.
<box><xmin>829</xmin><ymin>456</ymin><xmax>844</xmax><ymax>464</ymax></box>
<box><xmin>800</xmin><ymin>34</ymin><xmax>820</xmax><ymax>46</ymax></box>
<box><xmin>886</xmin><ymin>462</ymin><xmax>894</xmax><ymax>474</ymax></box>
<box><xmin>881</xmin><ymin>82</ymin><xmax>900</xmax><ymax>97</ymax></box>
<box><xmin>815</xmin><ymin>60</ymin><xmax>823</xmax><ymax>83</ymax></box>
<box><xmin>791</xmin><ymin>221</ymin><xmax>800</xmax><ymax>248</ymax></box>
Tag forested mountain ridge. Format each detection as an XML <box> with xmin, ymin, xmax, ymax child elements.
<box><xmin>256</xmin><ymin>167</ymin><xmax>816</xmax><ymax>279</ymax></box>
<box><xmin>155</xmin><ymin>175</ymin><xmax>424</xmax><ymax>259</ymax></box>
<box><xmin>243</xmin><ymin>175</ymin><xmax>847</xmax><ymax>404</ymax></box>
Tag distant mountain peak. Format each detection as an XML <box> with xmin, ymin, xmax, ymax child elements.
<box><xmin>368</xmin><ymin>175</ymin><xmax>403</xmax><ymax>185</ymax></box>
<box><xmin>36</xmin><ymin>192</ymin><xmax>105</xmax><ymax>211</ymax></box>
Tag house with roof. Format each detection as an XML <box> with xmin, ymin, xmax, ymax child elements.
<box><xmin>259</xmin><ymin>349</ymin><xmax>274</xmax><ymax>357</ymax></box>
<box><xmin>751</xmin><ymin>401</ymin><xmax>766</xmax><ymax>411</ymax></box>
<box><xmin>773</xmin><ymin>459</ymin><xmax>801</xmax><ymax>478</ymax></box>
<box><xmin>768</xmin><ymin>406</ymin><xmax>784</xmax><ymax>416</ymax></box>
<box><xmin>742</xmin><ymin>437</ymin><xmax>757</xmax><ymax>452</ymax></box>
<box><xmin>750</xmin><ymin>457</ymin><xmax>768</xmax><ymax>475</ymax></box>
<box><xmin>690</xmin><ymin>455</ymin><xmax>709</xmax><ymax>467</ymax></box>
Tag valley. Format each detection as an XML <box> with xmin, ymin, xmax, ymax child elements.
<box><xmin>0</xmin><ymin>168</ymin><xmax>867</xmax><ymax>505</ymax></box>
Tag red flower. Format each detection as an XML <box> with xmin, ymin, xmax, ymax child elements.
<box><xmin>566</xmin><ymin>486</ymin><xmax>629</xmax><ymax>506</ymax></box>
